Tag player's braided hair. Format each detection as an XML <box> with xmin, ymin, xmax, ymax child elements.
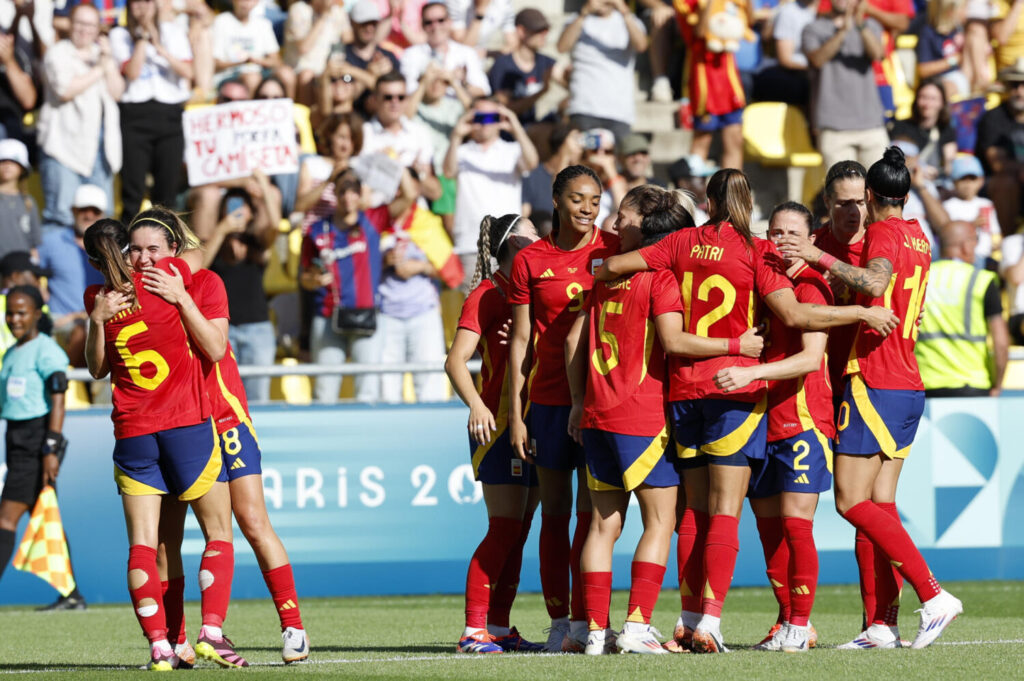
<box><xmin>551</xmin><ymin>164</ymin><xmax>601</xmax><ymax>236</ymax></box>
<box><xmin>470</xmin><ymin>213</ymin><xmax>522</xmax><ymax>290</ymax></box>
<box><xmin>706</xmin><ymin>168</ymin><xmax>754</xmax><ymax>248</ymax></box>
<box><xmin>84</xmin><ymin>218</ymin><xmax>135</xmax><ymax>297</ymax></box>
<box><xmin>128</xmin><ymin>206</ymin><xmax>201</xmax><ymax>255</ymax></box>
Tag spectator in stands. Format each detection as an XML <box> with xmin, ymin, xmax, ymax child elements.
<box><xmin>667</xmin><ymin>153</ymin><xmax>713</xmax><ymax>224</ymax></box>
<box><xmin>889</xmin><ymin>79</ymin><xmax>957</xmax><ymax>183</ymax></box>
<box><xmin>300</xmin><ymin>169</ymin><xmax>382</xmax><ymax>403</ymax></box>
<box><xmin>963</xmin><ymin>0</ymin><xmax>994</xmax><ymax>92</ymax></box>
<box><xmin>109</xmin><ymin>0</ymin><xmax>193</xmax><ymax>222</ymax></box>
<box><xmin>205</xmin><ymin>175</ymin><xmax>281</xmax><ymax>403</ymax></box>
<box><xmin>999</xmin><ymin>213</ymin><xmax>1024</xmax><ymax>344</ymax></box>
<box><xmin>0</xmin><ymin>139</ymin><xmax>39</xmax><ymax>261</ymax></box>
<box><xmin>915</xmin><ymin>0</ymin><xmax>969</xmax><ymax>99</ymax></box>
<box><xmin>975</xmin><ymin>57</ymin><xmax>1024</xmax><ymax>236</ymax></box>
<box><xmin>580</xmin><ymin>127</ymin><xmax>627</xmax><ymax>229</ymax></box>
<box><xmin>53</xmin><ymin>0</ymin><xmax>122</xmax><ymax>34</ymax></box>
<box><xmin>313</xmin><ymin>56</ymin><xmax>373</xmax><ymax>128</ymax></box>
<box><xmin>444</xmin><ymin>97</ymin><xmax>538</xmax><ymax>290</ymax></box>
<box><xmin>283</xmin><ymin>0</ymin><xmax>353</xmax><ymax>105</ymax></box>
<box><xmin>803</xmin><ymin>0</ymin><xmax>887</xmax><ymax>169</ymax></box>
<box><xmin>447</xmin><ymin>0</ymin><xmax>515</xmax><ymax>54</ymax></box>
<box><xmin>916</xmin><ymin>220</ymin><xmax>1008</xmax><ymax>397</ymax></box>
<box><xmin>345</xmin><ymin>0</ymin><xmax>400</xmax><ymax>117</ymax></box>
<box><xmin>558</xmin><ymin>0</ymin><xmax>647</xmax><ymax>145</ymax></box>
<box><xmin>211</xmin><ymin>0</ymin><xmax>295</xmax><ymax>96</ymax></box>
<box><xmin>992</xmin><ymin>0</ymin><xmax>1024</xmax><ymax>75</ymax></box>
<box><xmin>0</xmin><ymin>1</ymin><xmax>42</xmax><ymax>149</ymax></box>
<box><xmin>361</xmin><ymin>70</ymin><xmax>441</xmax><ymax>204</ymax></box>
<box><xmin>0</xmin><ymin>0</ymin><xmax>53</xmax><ymax>50</ymax></box>
<box><xmin>296</xmin><ymin>111</ymin><xmax>364</xmax><ymax>222</ymax></box>
<box><xmin>383</xmin><ymin>0</ymin><xmax>428</xmax><ymax>51</ymax></box>
<box><xmin>160</xmin><ymin>0</ymin><xmax>215</xmax><ymax>97</ymax></box>
<box><xmin>521</xmin><ymin>122</ymin><xmax>581</xmax><ymax>218</ymax></box>
<box><xmin>943</xmin><ymin>154</ymin><xmax>1000</xmax><ymax>266</ymax></box>
<box><xmin>189</xmin><ymin>160</ymin><xmax>285</xmax><ymax>242</ymax></box>
<box><xmin>638</xmin><ymin>0</ymin><xmax>676</xmax><ymax>102</ymax></box>
<box><xmin>37</xmin><ymin>184</ymin><xmax>106</xmax><ymax>367</ymax></box>
<box><xmin>38</xmin><ymin>3</ymin><xmax>123</xmax><ymax>230</ymax></box>
<box><xmin>401</xmin><ymin>1</ymin><xmax>490</xmax><ymax>98</ymax></box>
<box><xmin>753</xmin><ymin>0</ymin><xmax>816</xmax><ymax>107</ymax></box>
<box><xmin>488</xmin><ymin>8</ymin><xmax>554</xmax><ymax>128</ymax></box>
<box><xmin>892</xmin><ymin>138</ymin><xmax>949</xmax><ymax>252</ymax></box>
<box><xmin>618</xmin><ymin>133</ymin><xmax>661</xmax><ymax>190</ymax></box>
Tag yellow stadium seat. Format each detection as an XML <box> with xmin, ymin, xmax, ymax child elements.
<box><xmin>885</xmin><ymin>52</ymin><xmax>916</xmax><ymax>120</ymax></box>
<box><xmin>1002</xmin><ymin>356</ymin><xmax>1024</xmax><ymax>390</ymax></box>
<box><xmin>65</xmin><ymin>380</ymin><xmax>92</xmax><ymax>411</ymax></box>
<box><xmin>895</xmin><ymin>34</ymin><xmax>918</xmax><ymax>51</ymax></box>
<box><xmin>742</xmin><ymin>102</ymin><xmax>823</xmax><ymax>168</ymax></box>
<box><xmin>270</xmin><ymin>357</ymin><xmax>312</xmax><ymax>405</ymax></box>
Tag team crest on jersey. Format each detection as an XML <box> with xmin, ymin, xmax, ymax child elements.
<box><xmin>568</xmin><ymin>267</ymin><xmax>577</xmax><ymax>273</ymax></box>
<box><xmin>510</xmin><ymin>459</ymin><xmax>523</xmax><ymax>477</ymax></box>
<box><xmin>590</xmin><ymin>258</ymin><xmax>604</xmax><ymax>275</ymax></box>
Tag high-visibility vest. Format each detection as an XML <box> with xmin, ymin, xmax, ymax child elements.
<box><xmin>915</xmin><ymin>259</ymin><xmax>996</xmax><ymax>390</ymax></box>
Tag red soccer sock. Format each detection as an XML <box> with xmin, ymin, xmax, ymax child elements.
<box><xmin>128</xmin><ymin>545</ymin><xmax>168</xmax><ymax>644</ymax></box>
<box><xmin>262</xmin><ymin>564</ymin><xmax>304</xmax><ymax>631</ymax></box>
<box><xmin>626</xmin><ymin>561</ymin><xmax>666</xmax><ymax>625</ymax></box>
<box><xmin>755</xmin><ymin>515</ymin><xmax>791</xmax><ymax>623</ymax></box>
<box><xmin>843</xmin><ymin>501</ymin><xmax>940</xmax><ymax>603</ymax></box>
<box><xmin>702</xmin><ymin>514</ymin><xmax>740</xmax><ymax>617</ymax></box>
<box><xmin>199</xmin><ymin>540</ymin><xmax>234</xmax><ymax>628</ymax></box>
<box><xmin>490</xmin><ymin>513</ymin><xmax>533</xmax><ymax>628</ymax></box>
<box><xmin>855</xmin><ymin>528</ymin><xmax>876</xmax><ymax>627</ymax></box>
<box><xmin>569</xmin><ymin>512</ymin><xmax>592</xmax><ymax>622</ymax></box>
<box><xmin>783</xmin><ymin>517</ymin><xmax>818</xmax><ymax>627</ymax></box>
<box><xmin>871</xmin><ymin>502</ymin><xmax>904</xmax><ymax>625</ymax></box>
<box><xmin>464</xmin><ymin>516</ymin><xmax>521</xmax><ymax>629</ymax></box>
<box><xmin>582</xmin><ymin>571</ymin><xmax>613</xmax><ymax>630</ymax></box>
<box><xmin>539</xmin><ymin>513</ymin><xmax>571</xmax><ymax>619</ymax></box>
<box><xmin>161</xmin><ymin>576</ymin><xmax>187</xmax><ymax>645</ymax></box>
<box><xmin>677</xmin><ymin>508</ymin><xmax>708</xmax><ymax>613</ymax></box>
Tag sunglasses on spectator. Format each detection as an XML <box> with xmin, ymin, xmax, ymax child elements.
<box><xmin>332</xmin><ymin>74</ymin><xmax>354</xmax><ymax>84</ymax></box>
<box><xmin>381</xmin><ymin>93</ymin><xmax>406</xmax><ymax>101</ymax></box>
<box><xmin>423</xmin><ymin>16</ymin><xmax>448</xmax><ymax>26</ymax></box>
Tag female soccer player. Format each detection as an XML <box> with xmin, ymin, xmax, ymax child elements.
<box><xmin>714</xmin><ymin>202</ymin><xmax>834</xmax><ymax>653</ymax></box>
<box><xmin>599</xmin><ymin>169</ymin><xmax>898</xmax><ymax>653</ymax></box>
<box><xmin>778</xmin><ymin>147</ymin><xmax>963</xmax><ymax>650</ymax></box>
<box><xmin>0</xmin><ymin>286</ymin><xmax>86</xmax><ymax>607</ymax></box>
<box><xmin>565</xmin><ymin>186</ymin><xmax>763</xmax><ymax>655</ymax></box>
<box><xmin>128</xmin><ymin>208</ymin><xmax>308</xmax><ymax>665</ymax></box>
<box><xmin>83</xmin><ymin>219</ymin><xmax>237</xmax><ymax>671</ymax></box>
<box><xmin>446</xmin><ymin>213</ymin><xmax>543</xmax><ymax>654</ymax></box>
<box><xmin>507</xmin><ymin>165</ymin><xmax>621</xmax><ymax>652</ymax></box>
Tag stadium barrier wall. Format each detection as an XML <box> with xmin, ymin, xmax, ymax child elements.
<box><xmin>1</xmin><ymin>398</ymin><xmax>1022</xmax><ymax>605</ymax></box>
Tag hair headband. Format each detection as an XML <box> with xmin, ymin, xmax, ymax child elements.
<box><xmin>496</xmin><ymin>215</ymin><xmax>522</xmax><ymax>252</ymax></box>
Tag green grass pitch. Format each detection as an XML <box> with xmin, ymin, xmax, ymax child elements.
<box><xmin>1</xmin><ymin>581</ymin><xmax>1022</xmax><ymax>679</ymax></box>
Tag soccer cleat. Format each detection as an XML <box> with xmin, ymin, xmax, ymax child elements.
<box><xmin>584</xmin><ymin>628</ymin><xmax>618</xmax><ymax>655</ymax></box>
<box><xmin>146</xmin><ymin>648</ymin><xmax>179</xmax><ymax>672</ymax></box>
<box><xmin>174</xmin><ymin>641</ymin><xmax>196</xmax><ymax>669</ymax></box>
<box><xmin>282</xmin><ymin>627</ymin><xmax>310</xmax><ymax>663</ymax></box>
<box><xmin>691</xmin><ymin>626</ymin><xmax>729</xmax><ymax>654</ymax></box>
<box><xmin>837</xmin><ymin>624</ymin><xmax>902</xmax><ymax>650</ymax></box>
<box><xmin>493</xmin><ymin>627</ymin><xmax>545</xmax><ymax>652</ymax></box>
<box><xmin>911</xmin><ymin>590</ymin><xmax>963</xmax><ymax>649</ymax></box>
<box><xmin>36</xmin><ymin>593</ymin><xmax>87</xmax><ymax>611</ymax></box>
<box><xmin>754</xmin><ymin>623</ymin><xmax>786</xmax><ymax>651</ymax></box>
<box><xmin>456</xmin><ymin>629</ymin><xmax>503</xmax><ymax>654</ymax></box>
<box><xmin>808</xmin><ymin>622</ymin><xmax>818</xmax><ymax>648</ymax></box>
<box><xmin>561</xmin><ymin>630</ymin><xmax>587</xmax><ymax>653</ymax></box>
<box><xmin>543</xmin><ymin>618</ymin><xmax>570</xmax><ymax>652</ymax></box>
<box><xmin>616</xmin><ymin>626</ymin><xmax>668</xmax><ymax>655</ymax></box>
<box><xmin>196</xmin><ymin>626</ymin><xmax>249</xmax><ymax>668</ymax></box>
<box><xmin>663</xmin><ymin>622</ymin><xmax>693</xmax><ymax>653</ymax></box>
<box><xmin>781</xmin><ymin>625</ymin><xmax>810</xmax><ymax>653</ymax></box>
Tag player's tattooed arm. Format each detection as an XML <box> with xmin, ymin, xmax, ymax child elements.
<box><xmin>764</xmin><ymin>288</ymin><xmax>899</xmax><ymax>335</ymax></box>
<box><xmin>827</xmin><ymin>257</ymin><xmax>893</xmax><ymax>298</ymax></box>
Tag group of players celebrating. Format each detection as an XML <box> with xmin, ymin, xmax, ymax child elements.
<box><xmin>448</xmin><ymin>147</ymin><xmax>964</xmax><ymax>656</ymax></box>
<box><xmin>83</xmin><ymin>210</ymin><xmax>308</xmax><ymax>670</ymax></box>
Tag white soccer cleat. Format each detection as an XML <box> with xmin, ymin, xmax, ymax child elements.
<box><xmin>911</xmin><ymin>590</ymin><xmax>963</xmax><ymax>649</ymax></box>
<box><xmin>837</xmin><ymin>623</ymin><xmax>902</xmax><ymax>650</ymax></box>
<box><xmin>754</xmin><ymin>623</ymin><xmax>787</xmax><ymax>651</ymax></box>
<box><xmin>543</xmin><ymin>618</ymin><xmax>570</xmax><ymax>653</ymax></box>
<box><xmin>584</xmin><ymin>628</ymin><xmax>618</xmax><ymax>655</ymax></box>
<box><xmin>282</xmin><ymin>627</ymin><xmax>309</xmax><ymax>663</ymax></box>
<box><xmin>616</xmin><ymin>626</ymin><xmax>668</xmax><ymax>655</ymax></box>
<box><xmin>781</xmin><ymin>624</ymin><xmax>810</xmax><ymax>653</ymax></box>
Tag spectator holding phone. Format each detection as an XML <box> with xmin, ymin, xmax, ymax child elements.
<box><xmin>444</xmin><ymin>98</ymin><xmax>538</xmax><ymax>291</ymax></box>
<box><xmin>942</xmin><ymin>154</ymin><xmax>1001</xmax><ymax>266</ymax></box>
<box><xmin>400</xmin><ymin>1</ymin><xmax>491</xmax><ymax>99</ymax></box>
<box><xmin>344</xmin><ymin>0</ymin><xmax>400</xmax><ymax>117</ymax></box>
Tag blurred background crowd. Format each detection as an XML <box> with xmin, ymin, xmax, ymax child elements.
<box><xmin>1</xmin><ymin>0</ymin><xmax>1023</xmax><ymax>404</ymax></box>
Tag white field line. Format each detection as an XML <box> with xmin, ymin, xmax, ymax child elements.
<box><xmin>3</xmin><ymin>640</ymin><xmax>1024</xmax><ymax>675</ymax></box>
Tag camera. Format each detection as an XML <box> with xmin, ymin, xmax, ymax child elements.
<box><xmin>582</xmin><ymin>131</ymin><xmax>603</xmax><ymax>151</ymax></box>
<box><xmin>472</xmin><ymin>111</ymin><xmax>501</xmax><ymax>125</ymax></box>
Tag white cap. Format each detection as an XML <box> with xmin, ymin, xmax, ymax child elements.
<box><xmin>72</xmin><ymin>184</ymin><xmax>108</xmax><ymax>212</ymax></box>
<box><xmin>349</xmin><ymin>0</ymin><xmax>383</xmax><ymax>23</ymax></box>
<box><xmin>0</xmin><ymin>138</ymin><xmax>30</xmax><ymax>171</ymax></box>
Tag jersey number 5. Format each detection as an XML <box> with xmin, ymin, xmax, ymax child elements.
<box><xmin>592</xmin><ymin>300</ymin><xmax>623</xmax><ymax>375</ymax></box>
<box><xmin>115</xmin><ymin>321</ymin><xmax>171</xmax><ymax>391</ymax></box>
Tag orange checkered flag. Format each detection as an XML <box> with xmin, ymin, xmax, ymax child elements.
<box><xmin>12</xmin><ymin>486</ymin><xmax>76</xmax><ymax>597</ymax></box>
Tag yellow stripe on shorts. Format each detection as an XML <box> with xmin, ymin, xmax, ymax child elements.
<box><xmin>180</xmin><ymin>420</ymin><xmax>224</xmax><ymax>501</ymax></box>
<box><xmin>622</xmin><ymin>425</ymin><xmax>670</xmax><ymax>491</ymax></box>
<box><xmin>702</xmin><ymin>395</ymin><xmax>767</xmax><ymax>457</ymax></box>
<box><xmin>849</xmin><ymin>374</ymin><xmax>903</xmax><ymax>459</ymax></box>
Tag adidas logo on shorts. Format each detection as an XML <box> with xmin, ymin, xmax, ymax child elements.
<box><xmin>793</xmin><ymin>473</ymin><xmax>809</xmax><ymax>484</ymax></box>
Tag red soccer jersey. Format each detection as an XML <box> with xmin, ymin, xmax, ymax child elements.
<box><xmin>84</xmin><ymin>258</ymin><xmax>210</xmax><ymax>439</ymax></box>
<box><xmin>765</xmin><ymin>265</ymin><xmax>836</xmax><ymax>441</ymax></box>
<box><xmin>675</xmin><ymin>0</ymin><xmax>747</xmax><ymax>116</ymax></box>
<box><xmin>509</xmin><ymin>230</ymin><xmax>621</xmax><ymax>406</ymax></box>
<box><xmin>814</xmin><ymin>227</ymin><xmax>865</xmax><ymax>394</ymax></box>
<box><xmin>457</xmin><ymin>271</ymin><xmax>513</xmax><ymax>419</ymax></box>
<box><xmin>581</xmin><ymin>269</ymin><xmax>682</xmax><ymax>436</ymax></box>
<box><xmin>190</xmin><ymin>269</ymin><xmax>252</xmax><ymax>434</ymax></box>
<box><xmin>847</xmin><ymin>217</ymin><xmax>931</xmax><ymax>390</ymax></box>
<box><xmin>639</xmin><ymin>223</ymin><xmax>792</xmax><ymax>402</ymax></box>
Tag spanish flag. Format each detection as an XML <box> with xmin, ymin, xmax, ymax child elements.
<box><xmin>12</xmin><ymin>486</ymin><xmax>76</xmax><ymax>597</ymax></box>
<box><xmin>400</xmin><ymin>206</ymin><xmax>465</xmax><ymax>290</ymax></box>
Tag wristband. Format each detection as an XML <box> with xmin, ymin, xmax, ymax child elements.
<box><xmin>605</xmin><ymin>174</ymin><xmax>624</xmax><ymax>189</ymax></box>
<box><xmin>728</xmin><ymin>337</ymin><xmax>741</xmax><ymax>355</ymax></box>
<box><xmin>817</xmin><ymin>252</ymin><xmax>838</xmax><ymax>271</ymax></box>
